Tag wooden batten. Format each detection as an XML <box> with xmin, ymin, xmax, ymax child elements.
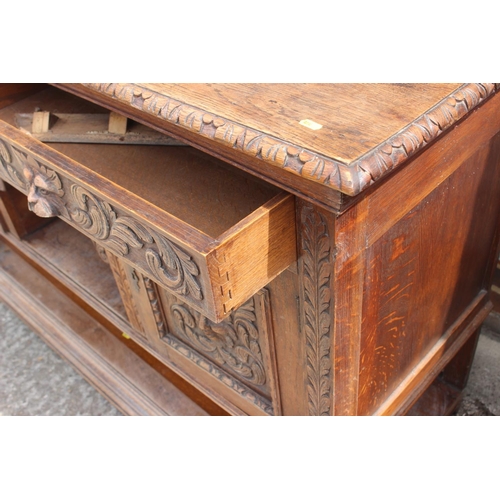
<box><xmin>108</xmin><ymin>111</ymin><xmax>127</xmax><ymax>134</ymax></box>
<box><xmin>32</xmin><ymin>111</ymin><xmax>50</xmax><ymax>134</ymax></box>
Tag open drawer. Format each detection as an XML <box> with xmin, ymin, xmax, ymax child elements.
<box><xmin>0</xmin><ymin>85</ymin><xmax>296</xmax><ymax>322</ymax></box>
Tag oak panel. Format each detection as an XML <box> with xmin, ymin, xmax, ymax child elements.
<box><xmin>357</xmin><ymin>132</ymin><xmax>500</xmax><ymax>415</ymax></box>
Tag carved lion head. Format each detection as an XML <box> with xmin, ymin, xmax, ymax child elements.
<box><xmin>23</xmin><ymin>161</ymin><xmax>66</xmax><ymax>218</ymax></box>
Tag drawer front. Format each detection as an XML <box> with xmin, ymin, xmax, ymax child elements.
<box><xmin>106</xmin><ymin>252</ymin><xmax>282</xmax><ymax>415</ymax></box>
<box><xmin>0</xmin><ymin>119</ymin><xmax>296</xmax><ymax>322</ymax></box>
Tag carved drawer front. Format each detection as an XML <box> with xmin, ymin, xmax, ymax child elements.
<box><xmin>0</xmin><ymin>85</ymin><xmax>296</xmax><ymax>322</ymax></box>
<box><xmin>106</xmin><ymin>254</ymin><xmax>282</xmax><ymax>416</ymax></box>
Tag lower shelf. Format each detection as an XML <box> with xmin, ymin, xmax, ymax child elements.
<box><xmin>0</xmin><ymin>240</ymin><xmax>208</xmax><ymax>416</ymax></box>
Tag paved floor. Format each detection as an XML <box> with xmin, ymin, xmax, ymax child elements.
<box><xmin>0</xmin><ymin>300</ymin><xmax>499</xmax><ymax>416</ymax></box>
<box><xmin>0</xmin><ymin>301</ymin><xmax>121</xmax><ymax>416</ymax></box>
<box><xmin>455</xmin><ymin>321</ymin><xmax>500</xmax><ymax>416</ymax></box>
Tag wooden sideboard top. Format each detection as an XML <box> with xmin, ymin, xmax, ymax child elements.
<box><xmin>55</xmin><ymin>83</ymin><xmax>499</xmax><ymax>202</ymax></box>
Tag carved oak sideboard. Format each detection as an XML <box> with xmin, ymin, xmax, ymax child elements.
<box><xmin>0</xmin><ymin>83</ymin><xmax>499</xmax><ymax>416</ymax></box>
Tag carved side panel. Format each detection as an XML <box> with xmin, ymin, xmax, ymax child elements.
<box><xmin>0</xmin><ymin>139</ymin><xmax>205</xmax><ymax>309</ymax></box>
<box><xmin>169</xmin><ymin>298</ymin><xmax>267</xmax><ymax>388</ymax></box>
<box><xmin>104</xmin><ymin>261</ymin><xmax>282</xmax><ymax>415</ymax></box>
<box><xmin>298</xmin><ymin>202</ymin><xmax>334</xmax><ymax>416</ymax></box>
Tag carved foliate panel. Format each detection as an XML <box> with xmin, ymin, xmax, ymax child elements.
<box><xmin>169</xmin><ymin>298</ymin><xmax>267</xmax><ymax>388</ymax></box>
<box><xmin>0</xmin><ymin>138</ymin><xmax>204</xmax><ymax>306</ymax></box>
<box><xmin>299</xmin><ymin>203</ymin><xmax>334</xmax><ymax>416</ymax></box>
<box><xmin>154</xmin><ymin>285</ymin><xmax>281</xmax><ymax>415</ymax></box>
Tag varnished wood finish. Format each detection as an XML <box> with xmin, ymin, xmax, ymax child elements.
<box><xmin>1</xmin><ymin>83</ymin><xmax>499</xmax><ymax>416</ymax></box>
<box><xmin>335</xmin><ymin>93</ymin><xmax>500</xmax><ymax>415</ymax></box>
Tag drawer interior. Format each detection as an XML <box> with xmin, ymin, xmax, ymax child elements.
<box><xmin>0</xmin><ymin>86</ymin><xmax>282</xmax><ymax>238</ymax></box>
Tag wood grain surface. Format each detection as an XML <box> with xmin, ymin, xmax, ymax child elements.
<box><xmin>56</xmin><ymin>83</ymin><xmax>498</xmax><ymax>200</ymax></box>
<box><xmin>142</xmin><ymin>84</ymin><xmax>461</xmax><ymax>163</ymax></box>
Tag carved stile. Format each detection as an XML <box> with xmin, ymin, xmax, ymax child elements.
<box><xmin>299</xmin><ymin>204</ymin><xmax>333</xmax><ymax>416</ymax></box>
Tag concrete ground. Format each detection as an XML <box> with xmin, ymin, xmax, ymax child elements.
<box><xmin>0</xmin><ymin>301</ymin><xmax>121</xmax><ymax>416</ymax></box>
<box><xmin>0</xmin><ymin>300</ymin><xmax>499</xmax><ymax>416</ymax></box>
<box><xmin>455</xmin><ymin>319</ymin><xmax>500</xmax><ymax>416</ymax></box>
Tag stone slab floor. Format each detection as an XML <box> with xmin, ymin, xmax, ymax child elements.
<box><xmin>0</xmin><ymin>300</ymin><xmax>499</xmax><ymax>416</ymax></box>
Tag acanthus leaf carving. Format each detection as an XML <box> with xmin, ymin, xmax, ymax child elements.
<box><xmin>300</xmin><ymin>204</ymin><xmax>333</xmax><ymax>416</ymax></box>
<box><xmin>354</xmin><ymin>83</ymin><xmax>499</xmax><ymax>189</ymax></box>
<box><xmin>169</xmin><ymin>297</ymin><xmax>266</xmax><ymax>387</ymax></box>
<box><xmin>69</xmin><ymin>184</ymin><xmax>114</xmax><ymax>239</ymax></box>
<box><xmin>0</xmin><ymin>140</ymin><xmax>27</xmax><ymax>190</ymax></box>
<box><xmin>69</xmin><ymin>190</ymin><xmax>203</xmax><ymax>301</ymax></box>
<box><xmin>145</xmin><ymin>233</ymin><xmax>202</xmax><ymax>301</ymax></box>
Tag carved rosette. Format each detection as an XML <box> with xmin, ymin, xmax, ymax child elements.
<box><xmin>169</xmin><ymin>297</ymin><xmax>267</xmax><ymax>387</ymax></box>
<box><xmin>300</xmin><ymin>204</ymin><xmax>333</xmax><ymax>416</ymax></box>
<box><xmin>0</xmin><ymin>142</ymin><xmax>203</xmax><ymax>303</ymax></box>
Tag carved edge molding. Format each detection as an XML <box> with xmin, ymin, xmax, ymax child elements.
<box><xmin>78</xmin><ymin>83</ymin><xmax>499</xmax><ymax>197</ymax></box>
<box><xmin>352</xmin><ymin>83</ymin><xmax>500</xmax><ymax>189</ymax></box>
<box><xmin>299</xmin><ymin>204</ymin><xmax>333</xmax><ymax>416</ymax></box>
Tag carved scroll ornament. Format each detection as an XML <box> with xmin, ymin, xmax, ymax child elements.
<box><xmin>169</xmin><ymin>297</ymin><xmax>266</xmax><ymax>386</ymax></box>
<box><xmin>0</xmin><ymin>142</ymin><xmax>203</xmax><ymax>302</ymax></box>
